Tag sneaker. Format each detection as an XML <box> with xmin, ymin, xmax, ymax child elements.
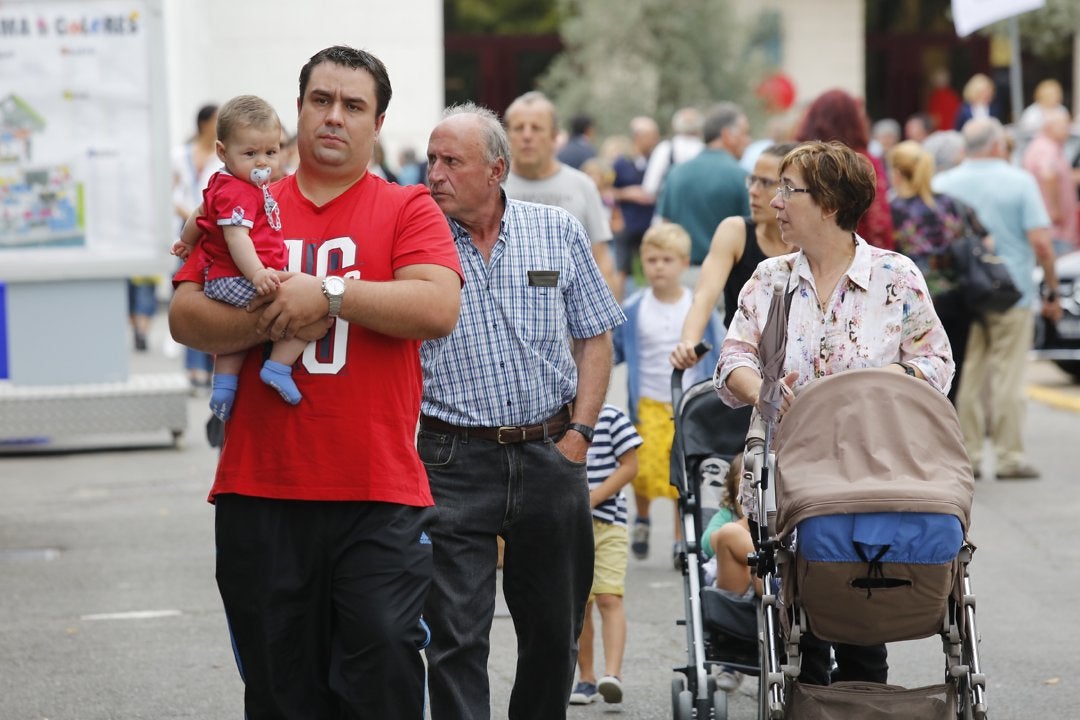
<box><xmin>631</xmin><ymin>520</ymin><xmax>650</xmax><ymax>559</ymax></box>
<box><xmin>597</xmin><ymin>676</ymin><xmax>622</xmax><ymax>704</ymax></box>
<box><xmin>569</xmin><ymin>681</ymin><xmax>598</xmax><ymax>705</ymax></box>
<box><xmin>672</xmin><ymin>542</ymin><xmax>682</xmax><ymax>570</ymax></box>
<box><xmin>996</xmin><ymin>463</ymin><xmax>1040</xmax><ymax>480</ymax></box>
<box><xmin>714</xmin><ymin>669</ymin><xmax>743</xmax><ymax>693</ymax></box>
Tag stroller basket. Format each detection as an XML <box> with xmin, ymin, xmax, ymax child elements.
<box><xmin>787</xmin><ymin>681</ymin><xmax>957</xmax><ymax>720</ymax></box>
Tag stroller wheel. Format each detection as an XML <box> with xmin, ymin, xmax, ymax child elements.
<box><xmin>712</xmin><ymin>687</ymin><xmax>728</xmax><ymax>719</ymax></box>
<box><xmin>671</xmin><ymin>674</ymin><xmax>687</xmax><ymax>719</ymax></box>
<box><xmin>956</xmin><ymin>675</ymin><xmax>977</xmax><ymax>720</ymax></box>
<box><xmin>676</xmin><ymin>689</ymin><xmax>693</xmax><ymax>720</ymax></box>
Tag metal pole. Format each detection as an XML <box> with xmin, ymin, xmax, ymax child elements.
<box><xmin>1008</xmin><ymin>16</ymin><xmax>1024</xmax><ymax>125</ymax></box>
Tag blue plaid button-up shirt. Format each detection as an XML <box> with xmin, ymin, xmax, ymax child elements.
<box><xmin>421</xmin><ymin>198</ymin><xmax>625</xmax><ymax>427</ymax></box>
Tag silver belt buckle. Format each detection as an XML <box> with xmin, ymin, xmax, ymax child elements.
<box><xmin>497</xmin><ymin>426</ymin><xmax>526</xmax><ymax>444</ymax></box>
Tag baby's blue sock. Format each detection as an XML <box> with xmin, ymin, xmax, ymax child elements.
<box><xmin>260</xmin><ymin>360</ymin><xmax>302</xmax><ymax>405</ymax></box>
<box><xmin>210</xmin><ymin>374</ymin><xmax>239</xmax><ymax>421</ymax></box>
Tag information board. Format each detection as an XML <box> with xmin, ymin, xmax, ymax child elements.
<box><xmin>0</xmin><ymin>0</ymin><xmax>170</xmax><ymax>281</ymax></box>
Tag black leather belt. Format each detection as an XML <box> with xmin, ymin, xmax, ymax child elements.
<box><xmin>419</xmin><ymin>406</ymin><xmax>571</xmax><ymax>444</ymax></box>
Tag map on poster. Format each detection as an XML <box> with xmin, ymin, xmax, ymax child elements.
<box><xmin>0</xmin><ymin>0</ymin><xmax>168</xmax><ymax>273</ymax></box>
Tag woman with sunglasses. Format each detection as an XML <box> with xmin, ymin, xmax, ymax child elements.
<box><xmin>670</xmin><ymin>142</ymin><xmax>797</xmax><ymax>370</ymax></box>
<box><xmin>714</xmin><ymin>140</ymin><xmax>954</xmax><ymax>686</ymax></box>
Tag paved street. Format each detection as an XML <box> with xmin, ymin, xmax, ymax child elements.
<box><xmin>2</xmin><ymin>315</ymin><xmax>1079</xmax><ymax>719</ymax></box>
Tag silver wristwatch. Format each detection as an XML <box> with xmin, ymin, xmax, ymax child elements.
<box><xmin>322</xmin><ymin>276</ymin><xmax>346</xmax><ymax>318</ymax></box>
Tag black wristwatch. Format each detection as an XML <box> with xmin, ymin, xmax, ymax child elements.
<box><xmin>566</xmin><ymin>423</ymin><xmax>594</xmax><ymax>442</ymax></box>
<box><xmin>1044</xmin><ymin>289</ymin><xmax>1059</xmax><ymax>302</ymax></box>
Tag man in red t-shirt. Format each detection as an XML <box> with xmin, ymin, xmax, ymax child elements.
<box><xmin>169</xmin><ymin>46</ymin><xmax>462</xmax><ymax>720</ymax></box>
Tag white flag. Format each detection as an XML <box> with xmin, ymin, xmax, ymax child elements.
<box><xmin>951</xmin><ymin>0</ymin><xmax>1045</xmax><ymax>37</ymax></box>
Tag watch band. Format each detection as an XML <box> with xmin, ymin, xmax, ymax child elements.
<box><xmin>898</xmin><ymin>362</ymin><xmax>916</xmax><ymax>377</ymax></box>
<box><xmin>322</xmin><ymin>277</ymin><xmax>345</xmax><ymax>318</ymax></box>
<box><xmin>566</xmin><ymin>422</ymin><xmax>594</xmax><ymax>442</ymax></box>
<box><xmin>326</xmin><ymin>294</ymin><xmax>342</xmax><ymax>318</ymax></box>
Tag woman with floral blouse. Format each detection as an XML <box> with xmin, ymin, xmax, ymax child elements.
<box><xmin>714</xmin><ymin>140</ymin><xmax>954</xmax><ymax>689</ymax></box>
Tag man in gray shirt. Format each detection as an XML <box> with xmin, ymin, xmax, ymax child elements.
<box><xmin>504</xmin><ymin>91</ymin><xmax>616</xmax><ymax>290</ymax></box>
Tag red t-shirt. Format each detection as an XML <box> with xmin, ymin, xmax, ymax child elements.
<box><xmin>197</xmin><ymin>171</ymin><xmax>288</xmax><ymax>280</ymax></box>
<box><xmin>175</xmin><ymin>173</ymin><xmax>462</xmax><ymax>505</ymax></box>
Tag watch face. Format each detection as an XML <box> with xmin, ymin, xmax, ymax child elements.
<box><xmin>325</xmin><ymin>276</ymin><xmax>346</xmax><ymax>294</ymax></box>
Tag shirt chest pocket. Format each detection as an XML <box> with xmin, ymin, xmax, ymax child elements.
<box><xmin>521</xmin><ymin>283</ymin><xmax>564</xmax><ymax>346</ymax></box>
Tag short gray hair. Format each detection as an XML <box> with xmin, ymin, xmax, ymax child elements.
<box><xmin>505</xmin><ymin>90</ymin><xmax>559</xmax><ymax>135</ymax></box>
<box><xmin>671</xmin><ymin>106</ymin><xmax>703</xmax><ymax>136</ymax></box>
<box><xmin>442</xmin><ymin>102</ymin><xmax>511</xmax><ymax>182</ymax></box>
<box><xmin>922</xmin><ymin>130</ymin><xmax>965</xmax><ymax>172</ymax></box>
<box><xmin>961</xmin><ymin>117</ymin><xmax>1005</xmax><ymax>157</ymax></box>
<box><xmin>703</xmin><ymin>102</ymin><xmax>744</xmax><ymax>144</ymax></box>
<box><xmin>871</xmin><ymin>118</ymin><xmax>901</xmax><ymax>140</ymax></box>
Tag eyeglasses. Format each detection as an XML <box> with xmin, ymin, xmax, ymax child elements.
<box><xmin>745</xmin><ymin>174</ymin><xmax>777</xmax><ymax>191</ymax></box>
<box><xmin>775</xmin><ymin>183</ymin><xmax>812</xmax><ymax>200</ymax></box>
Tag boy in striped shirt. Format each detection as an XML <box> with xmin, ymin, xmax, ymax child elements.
<box><xmin>569</xmin><ymin>403</ymin><xmax>644</xmax><ymax>707</ymax></box>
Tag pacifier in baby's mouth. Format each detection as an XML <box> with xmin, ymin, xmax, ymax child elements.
<box><xmin>250</xmin><ymin>166</ymin><xmax>272</xmax><ymax>186</ymax></box>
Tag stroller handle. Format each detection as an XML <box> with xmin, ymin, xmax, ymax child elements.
<box><xmin>670</xmin><ymin>341</ymin><xmax>712</xmax><ymax>408</ymax></box>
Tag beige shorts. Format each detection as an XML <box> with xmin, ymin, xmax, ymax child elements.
<box><xmin>590</xmin><ymin>519</ymin><xmax>628</xmax><ymax>599</ymax></box>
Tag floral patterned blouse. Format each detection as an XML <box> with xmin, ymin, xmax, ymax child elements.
<box><xmin>715</xmin><ymin>235</ymin><xmax>955</xmax><ymax>402</ymax></box>
<box><xmin>889</xmin><ymin>192</ymin><xmax>968</xmax><ymax>298</ymax></box>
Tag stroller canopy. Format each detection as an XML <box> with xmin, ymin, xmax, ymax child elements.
<box><xmin>773</xmin><ymin>368</ymin><xmax>974</xmax><ymax>539</ymax></box>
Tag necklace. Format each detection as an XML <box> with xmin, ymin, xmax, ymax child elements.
<box><xmin>811</xmin><ymin>242</ymin><xmax>856</xmax><ymax>311</ymax></box>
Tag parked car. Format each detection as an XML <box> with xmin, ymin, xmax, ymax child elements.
<box><xmin>1033</xmin><ymin>249</ymin><xmax>1080</xmax><ymax>380</ymax></box>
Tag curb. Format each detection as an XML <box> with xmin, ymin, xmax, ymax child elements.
<box><xmin>1027</xmin><ymin>384</ymin><xmax>1080</xmax><ymax>413</ymax></box>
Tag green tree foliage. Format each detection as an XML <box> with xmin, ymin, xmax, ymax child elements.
<box><xmin>446</xmin><ymin>0</ymin><xmax>563</xmax><ymax>35</ymax></box>
<box><xmin>538</xmin><ymin>0</ymin><xmax>778</xmax><ymax>139</ymax></box>
<box><xmin>980</xmin><ymin>0</ymin><xmax>1080</xmax><ymax>61</ymax></box>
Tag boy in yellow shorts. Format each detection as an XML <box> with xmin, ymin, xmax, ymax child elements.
<box><xmin>613</xmin><ymin>222</ymin><xmax>723</xmax><ymax>565</ymax></box>
<box><xmin>569</xmin><ymin>403</ymin><xmax>643</xmax><ymax>707</ymax></box>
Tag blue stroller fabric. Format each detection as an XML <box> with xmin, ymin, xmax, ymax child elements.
<box><xmin>798</xmin><ymin>512</ymin><xmax>963</xmax><ymax>565</ymax></box>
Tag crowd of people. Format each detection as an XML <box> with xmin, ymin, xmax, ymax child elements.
<box><xmin>164</xmin><ymin>44</ymin><xmax>1074</xmax><ymax>718</ymax></box>
<box><xmin>587</xmin><ymin>82</ymin><xmax>1071</xmax><ymax>486</ymax></box>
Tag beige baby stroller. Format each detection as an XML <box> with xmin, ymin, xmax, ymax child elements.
<box><xmin>745</xmin><ymin>366</ymin><xmax>987</xmax><ymax>720</ymax></box>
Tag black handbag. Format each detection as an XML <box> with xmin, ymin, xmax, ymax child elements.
<box><xmin>946</xmin><ymin>202</ymin><xmax>1019</xmax><ymax>315</ymax></box>
<box><xmin>949</xmin><ymin>216</ymin><xmax>1021</xmax><ymax>315</ymax></box>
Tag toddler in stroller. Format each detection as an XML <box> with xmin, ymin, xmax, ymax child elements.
<box><xmin>700</xmin><ymin>452</ymin><xmax>763</xmax><ymax>693</ymax></box>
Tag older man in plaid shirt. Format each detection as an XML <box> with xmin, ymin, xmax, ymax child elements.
<box><xmin>420</xmin><ymin>102</ymin><xmax>625</xmax><ymax>720</ymax></box>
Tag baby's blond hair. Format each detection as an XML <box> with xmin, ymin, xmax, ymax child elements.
<box><xmin>641</xmin><ymin>222</ymin><xmax>691</xmax><ymax>259</ymax></box>
<box><xmin>217</xmin><ymin>94</ymin><xmax>281</xmax><ymax>144</ymax></box>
